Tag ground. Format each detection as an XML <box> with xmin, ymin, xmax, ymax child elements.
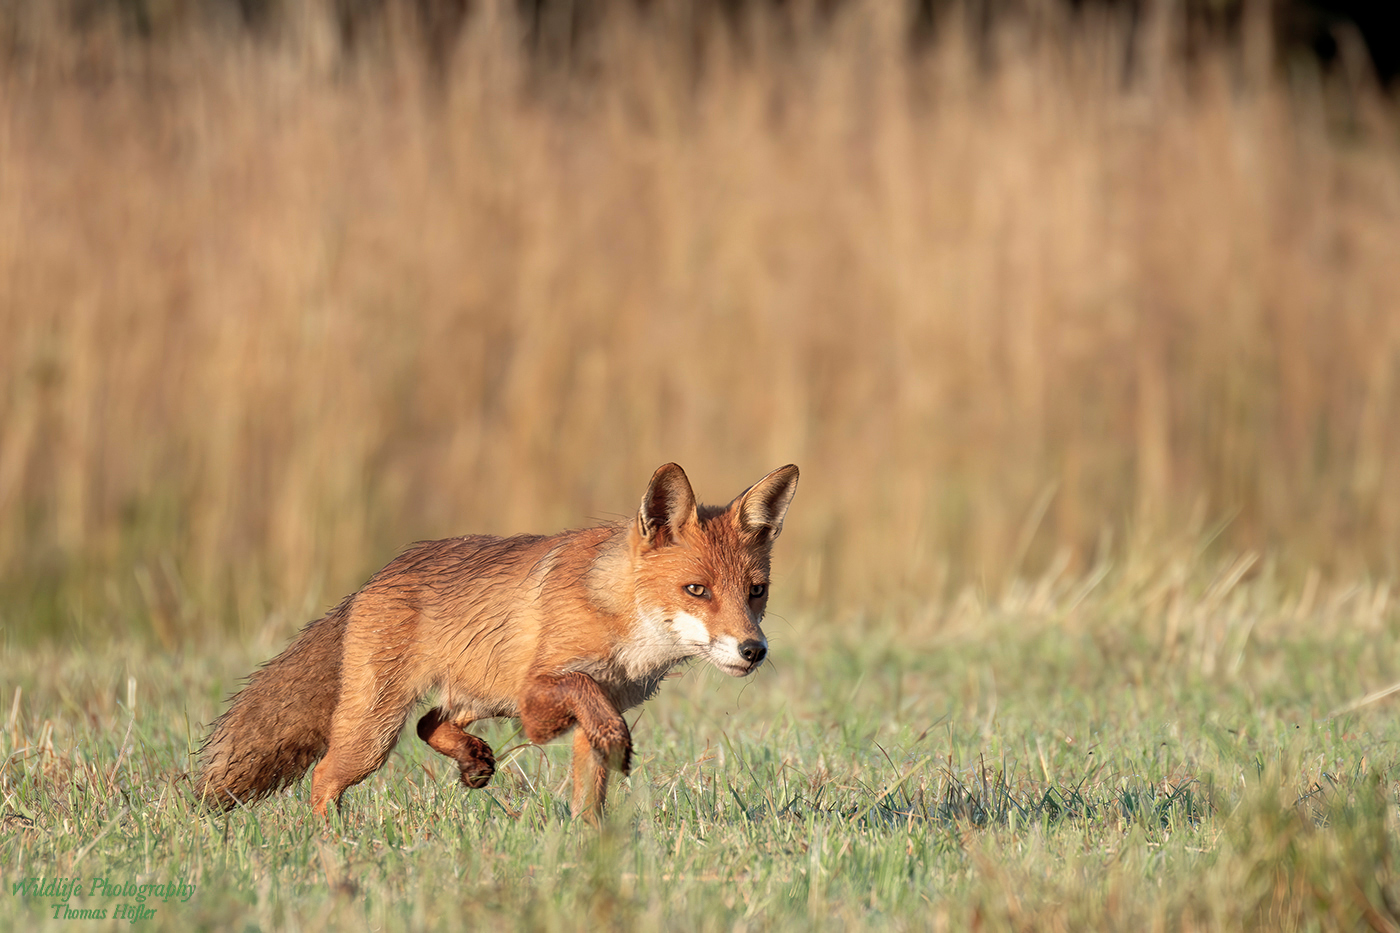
<box><xmin>3</xmin><ymin>557</ymin><xmax>1396</xmax><ymax>931</ymax></box>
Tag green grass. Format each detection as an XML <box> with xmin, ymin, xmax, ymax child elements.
<box><xmin>4</xmin><ymin>556</ymin><xmax>1398</xmax><ymax>931</ymax></box>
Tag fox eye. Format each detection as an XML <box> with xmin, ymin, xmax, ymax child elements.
<box><xmin>750</xmin><ymin>583</ymin><xmax>768</xmax><ymax>599</ymax></box>
<box><xmin>685</xmin><ymin>584</ymin><xmax>708</xmax><ymax>598</ymax></box>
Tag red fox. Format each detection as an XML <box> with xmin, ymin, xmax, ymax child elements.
<box><xmin>195</xmin><ymin>463</ymin><xmax>799</xmax><ymax>820</ymax></box>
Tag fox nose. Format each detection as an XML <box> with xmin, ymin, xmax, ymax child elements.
<box><xmin>738</xmin><ymin>639</ymin><xmax>767</xmax><ymax>665</ymax></box>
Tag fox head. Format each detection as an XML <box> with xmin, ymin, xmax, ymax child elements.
<box><xmin>628</xmin><ymin>463</ymin><xmax>799</xmax><ymax>677</ymax></box>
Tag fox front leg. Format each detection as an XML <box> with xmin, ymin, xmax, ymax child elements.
<box><xmin>519</xmin><ymin>672</ymin><xmax>631</xmax><ymax>820</ymax></box>
<box><xmin>416</xmin><ymin>707</ymin><xmax>497</xmax><ymax>789</ymax></box>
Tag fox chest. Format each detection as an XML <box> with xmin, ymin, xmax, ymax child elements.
<box><xmin>568</xmin><ymin>624</ymin><xmax>690</xmax><ymax>710</ymax></box>
<box><xmin>563</xmin><ymin>657</ymin><xmax>677</xmax><ymax>712</ymax></box>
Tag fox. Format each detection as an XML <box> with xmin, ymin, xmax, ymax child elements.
<box><xmin>195</xmin><ymin>462</ymin><xmax>799</xmax><ymax>820</ymax></box>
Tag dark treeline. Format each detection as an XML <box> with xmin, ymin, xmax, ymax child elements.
<box><xmin>6</xmin><ymin>0</ymin><xmax>1395</xmax><ymax>86</ymax></box>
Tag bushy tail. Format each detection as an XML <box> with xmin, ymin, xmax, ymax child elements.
<box><xmin>194</xmin><ymin>596</ymin><xmax>351</xmax><ymax>810</ymax></box>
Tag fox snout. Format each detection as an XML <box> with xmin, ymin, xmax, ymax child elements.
<box><xmin>707</xmin><ymin>630</ymin><xmax>769</xmax><ymax>677</ymax></box>
<box><xmin>669</xmin><ymin>610</ymin><xmax>769</xmax><ymax>676</ymax></box>
<box><xmin>738</xmin><ymin>639</ymin><xmax>766</xmax><ymax>666</ymax></box>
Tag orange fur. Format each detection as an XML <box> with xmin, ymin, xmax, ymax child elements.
<box><xmin>195</xmin><ymin>463</ymin><xmax>799</xmax><ymax>821</ymax></box>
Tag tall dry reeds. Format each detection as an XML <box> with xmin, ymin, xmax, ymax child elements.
<box><xmin>1</xmin><ymin>3</ymin><xmax>1397</xmax><ymax>641</ymax></box>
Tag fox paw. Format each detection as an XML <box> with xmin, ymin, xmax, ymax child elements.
<box><xmin>455</xmin><ymin>735</ymin><xmax>496</xmax><ymax>789</ymax></box>
<box><xmin>592</xmin><ymin>721</ymin><xmax>632</xmax><ymax>775</ymax></box>
<box><xmin>614</xmin><ymin>743</ymin><xmax>632</xmax><ymax>777</ymax></box>
<box><xmin>458</xmin><ymin>758</ymin><xmax>494</xmax><ymax>789</ymax></box>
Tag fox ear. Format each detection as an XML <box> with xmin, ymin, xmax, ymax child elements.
<box><xmin>637</xmin><ymin>463</ymin><xmax>699</xmax><ymax>548</ymax></box>
<box><xmin>732</xmin><ymin>465</ymin><xmax>799</xmax><ymax>541</ymax></box>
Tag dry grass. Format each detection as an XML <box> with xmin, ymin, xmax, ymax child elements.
<box><xmin>1</xmin><ymin>3</ymin><xmax>1399</xmax><ymax>641</ymax></box>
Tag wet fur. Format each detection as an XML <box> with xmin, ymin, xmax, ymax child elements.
<box><xmin>194</xmin><ymin>463</ymin><xmax>798</xmax><ymax>820</ymax></box>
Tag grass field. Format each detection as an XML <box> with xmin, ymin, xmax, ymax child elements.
<box><xmin>3</xmin><ymin>556</ymin><xmax>1399</xmax><ymax>930</ymax></box>
<box><xmin>3</xmin><ymin>1</ymin><xmax>1400</xmax><ymax>930</ymax></box>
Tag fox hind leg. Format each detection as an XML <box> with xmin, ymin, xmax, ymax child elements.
<box><xmin>310</xmin><ymin>676</ymin><xmax>417</xmax><ymax>817</ymax></box>
<box><xmin>311</xmin><ymin>727</ymin><xmax>405</xmax><ymax>818</ymax></box>
<box><xmin>416</xmin><ymin>707</ymin><xmax>496</xmax><ymax>789</ymax></box>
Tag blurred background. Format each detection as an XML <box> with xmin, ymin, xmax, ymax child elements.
<box><xmin>1</xmin><ymin>0</ymin><xmax>1397</xmax><ymax>644</ymax></box>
